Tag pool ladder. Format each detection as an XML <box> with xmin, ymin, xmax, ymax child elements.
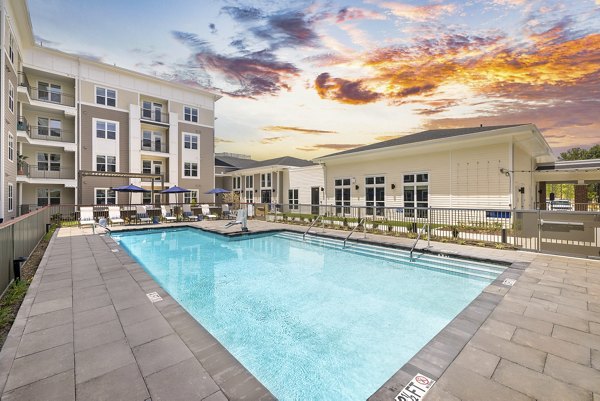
<box><xmin>410</xmin><ymin>223</ymin><xmax>430</xmax><ymax>261</ymax></box>
<box><xmin>303</xmin><ymin>215</ymin><xmax>324</xmax><ymax>240</ymax></box>
<box><xmin>343</xmin><ymin>218</ymin><xmax>366</xmax><ymax>248</ymax></box>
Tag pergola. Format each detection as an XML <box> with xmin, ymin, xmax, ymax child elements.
<box><xmin>77</xmin><ymin>170</ymin><xmax>165</xmax><ymax>204</ymax></box>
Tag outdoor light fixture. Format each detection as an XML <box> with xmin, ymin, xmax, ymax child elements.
<box><xmin>320</xmin><ymin>187</ymin><xmax>324</xmax><ymax>191</ymax></box>
<box><xmin>391</xmin><ymin>184</ymin><xmax>396</xmax><ymax>189</ymax></box>
<box><xmin>355</xmin><ymin>185</ymin><xmax>359</xmax><ymax>190</ymax></box>
<box><xmin>499</xmin><ymin>168</ymin><xmax>510</xmax><ymax>176</ymax></box>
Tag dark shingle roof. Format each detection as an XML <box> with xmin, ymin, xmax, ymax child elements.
<box><xmin>214</xmin><ymin>155</ymin><xmax>259</xmax><ymax>169</ymax></box>
<box><xmin>251</xmin><ymin>156</ymin><xmax>315</xmax><ymax>168</ymax></box>
<box><xmin>321</xmin><ymin>124</ymin><xmax>528</xmax><ymax>158</ymax></box>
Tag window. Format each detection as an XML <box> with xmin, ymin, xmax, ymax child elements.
<box><xmin>38</xmin><ymin>118</ymin><xmax>62</xmax><ymax>137</ymax></box>
<box><xmin>96</xmin><ymin>87</ymin><xmax>116</xmax><ymax>107</ymax></box>
<box><xmin>96</xmin><ymin>120</ymin><xmax>117</xmax><ymax>140</ymax></box>
<box><xmin>96</xmin><ymin>155</ymin><xmax>116</xmax><ymax>172</ymax></box>
<box><xmin>184</xmin><ymin>134</ymin><xmax>198</xmax><ymax>150</ymax></box>
<box><xmin>38</xmin><ymin>81</ymin><xmax>62</xmax><ymax>103</ymax></box>
<box><xmin>8</xmin><ymin>32</ymin><xmax>14</xmax><ymax>64</ymax></box>
<box><xmin>142</xmin><ymin>160</ymin><xmax>162</xmax><ymax>179</ymax></box>
<box><xmin>8</xmin><ymin>184</ymin><xmax>13</xmax><ymax>212</ymax></box>
<box><xmin>233</xmin><ymin>176</ymin><xmax>241</xmax><ymax>190</ymax></box>
<box><xmin>37</xmin><ymin>188</ymin><xmax>60</xmax><ymax>206</ymax></box>
<box><xmin>142</xmin><ymin>192</ymin><xmax>152</xmax><ymax>205</ymax></box>
<box><xmin>95</xmin><ymin>188</ymin><xmax>117</xmax><ymax>205</ymax></box>
<box><xmin>184</xmin><ymin>190</ymin><xmax>198</xmax><ymax>203</ymax></box>
<box><xmin>245</xmin><ymin>175</ymin><xmax>253</xmax><ymax>189</ymax></box>
<box><xmin>365</xmin><ymin>176</ymin><xmax>385</xmax><ymax>216</ymax></box>
<box><xmin>334</xmin><ymin>178</ymin><xmax>351</xmax><ymax>214</ymax></box>
<box><xmin>142</xmin><ymin>130</ymin><xmax>164</xmax><ymax>152</ymax></box>
<box><xmin>261</xmin><ymin>173</ymin><xmax>272</xmax><ymax>188</ymax></box>
<box><xmin>8</xmin><ymin>134</ymin><xmax>14</xmax><ymax>162</ymax></box>
<box><xmin>403</xmin><ymin>173</ymin><xmax>428</xmax><ymax>218</ymax></box>
<box><xmin>245</xmin><ymin>190</ymin><xmax>254</xmax><ymax>203</ymax></box>
<box><xmin>288</xmin><ymin>189</ymin><xmax>299</xmax><ymax>210</ymax></box>
<box><xmin>142</xmin><ymin>101</ymin><xmax>163</xmax><ymax>122</ymax></box>
<box><xmin>8</xmin><ymin>82</ymin><xmax>14</xmax><ymax>113</ymax></box>
<box><xmin>184</xmin><ymin>106</ymin><xmax>198</xmax><ymax>123</ymax></box>
<box><xmin>184</xmin><ymin>162</ymin><xmax>198</xmax><ymax>177</ymax></box>
<box><xmin>37</xmin><ymin>153</ymin><xmax>61</xmax><ymax>171</ymax></box>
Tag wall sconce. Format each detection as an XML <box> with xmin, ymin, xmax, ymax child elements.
<box><xmin>391</xmin><ymin>184</ymin><xmax>396</xmax><ymax>190</ymax></box>
<box><xmin>320</xmin><ymin>187</ymin><xmax>324</xmax><ymax>192</ymax></box>
<box><xmin>254</xmin><ymin>189</ymin><xmax>257</xmax><ymax>193</ymax></box>
<box><xmin>355</xmin><ymin>185</ymin><xmax>359</xmax><ymax>190</ymax></box>
<box><xmin>499</xmin><ymin>168</ymin><xmax>510</xmax><ymax>176</ymax></box>
<box><xmin>273</xmin><ymin>189</ymin><xmax>276</xmax><ymax>193</ymax></box>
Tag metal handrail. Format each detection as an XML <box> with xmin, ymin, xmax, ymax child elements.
<box><xmin>303</xmin><ymin>215</ymin><xmax>323</xmax><ymax>240</ymax></box>
<box><xmin>410</xmin><ymin>223</ymin><xmax>430</xmax><ymax>260</ymax></box>
<box><xmin>343</xmin><ymin>218</ymin><xmax>365</xmax><ymax>248</ymax></box>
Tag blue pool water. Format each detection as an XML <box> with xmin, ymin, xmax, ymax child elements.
<box><xmin>114</xmin><ymin>228</ymin><xmax>503</xmax><ymax>400</ymax></box>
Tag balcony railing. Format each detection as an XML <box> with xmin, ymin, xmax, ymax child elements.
<box><xmin>18</xmin><ymin>71</ymin><xmax>30</xmax><ymax>89</ymax></box>
<box><xmin>17</xmin><ymin>116</ymin><xmax>28</xmax><ymax>132</ymax></box>
<box><xmin>141</xmin><ymin>140</ymin><xmax>168</xmax><ymax>153</ymax></box>
<box><xmin>140</xmin><ymin>108</ymin><xmax>169</xmax><ymax>124</ymax></box>
<box><xmin>18</xmin><ymin>163</ymin><xmax>75</xmax><ymax>179</ymax></box>
<box><xmin>28</xmin><ymin>87</ymin><xmax>75</xmax><ymax>107</ymax></box>
<box><xmin>29</xmin><ymin>126</ymin><xmax>75</xmax><ymax>143</ymax></box>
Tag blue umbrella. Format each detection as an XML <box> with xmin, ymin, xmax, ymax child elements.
<box><xmin>205</xmin><ymin>188</ymin><xmax>230</xmax><ymax>194</ymax></box>
<box><xmin>161</xmin><ymin>185</ymin><xmax>192</xmax><ymax>205</ymax></box>
<box><xmin>111</xmin><ymin>184</ymin><xmax>150</xmax><ymax>208</ymax></box>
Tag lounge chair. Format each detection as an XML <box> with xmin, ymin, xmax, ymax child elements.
<box><xmin>182</xmin><ymin>204</ymin><xmax>198</xmax><ymax>221</ymax></box>
<box><xmin>201</xmin><ymin>204</ymin><xmax>217</xmax><ymax>220</ymax></box>
<box><xmin>136</xmin><ymin>205</ymin><xmax>152</xmax><ymax>224</ymax></box>
<box><xmin>222</xmin><ymin>204</ymin><xmax>232</xmax><ymax>219</ymax></box>
<box><xmin>161</xmin><ymin>205</ymin><xmax>177</xmax><ymax>222</ymax></box>
<box><xmin>108</xmin><ymin>206</ymin><xmax>124</xmax><ymax>226</ymax></box>
<box><xmin>79</xmin><ymin>207</ymin><xmax>95</xmax><ymax>228</ymax></box>
<box><xmin>224</xmin><ymin>209</ymin><xmax>248</xmax><ymax>231</ymax></box>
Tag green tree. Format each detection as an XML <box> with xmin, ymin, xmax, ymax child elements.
<box><xmin>559</xmin><ymin>147</ymin><xmax>589</xmax><ymax>160</ymax></box>
<box><xmin>556</xmin><ymin>144</ymin><xmax>600</xmax><ymax>203</ymax></box>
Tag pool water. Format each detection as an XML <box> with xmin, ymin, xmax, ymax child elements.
<box><xmin>114</xmin><ymin>228</ymin><xmax>502</xmax><ymax>400</ymax></box>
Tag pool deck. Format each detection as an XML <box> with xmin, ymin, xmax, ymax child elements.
<box><xmin>0</xmin><ymin>219</ymin><xmax>599</xmax><ymax>400</ymax></box>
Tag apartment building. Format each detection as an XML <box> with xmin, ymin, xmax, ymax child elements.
<box><xmin>0</xmin><ymin>0</ymin><xmax>219</xmax><ymax>222</ymax></box>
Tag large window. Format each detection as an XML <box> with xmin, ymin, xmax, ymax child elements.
<box><xmin>8</xmin><ymin>134</ymin><xmax>14</xmax><ymax>162</ymax></box>
<box><xmin>184</xmin><ymin>190</ymin><xmax>198</xmax><ymax>203</ymax></box>
<box><xmin>8</xmin><ymin>32</ymin><xmax>14</xmax><ymax>64</ymax></box>
<box><xmin>403</xmin><ymin>173</ymin><xmax>429</xmax><ymax>218</ymax></box>
<box><xmin>233</xmin><ymin>176</ymin><xmax>241</xmax><ymax>190</ymax></box>
<box><xmin>245</xmin><ymin>190</ymin><xmax>254</xmax><ymax>203</ymax></box>
<box><xmin>288</xmin><ymin>189</ymin><xmax>299</xmax><ymax>210</ymax></box>
<box><xmin>142</xmin><ymin>101</ymin><xmax>163</xmax><ymax>122</ymax></box>
<box><xmin>95</xmin><ymin>188</ymin><xmax>117</xmax><ymax>205</ymax></box>
<box><xmin>365</xmin><ymin>176</ymin><xmax>385</xmax><ymax>216</ymax></box>
<box><xmin>38</xmin><ymin>81</ymin><xmax>62</xmax><ymax>103</ymax></box>
<box><xmin>8</xmin><ymin>184</ymin><xmax>13</xmax><ymax>212</ymax></box>
<box><xmin>142</xmin><ymin>130</ymin><xmax>164</xmax><ymax>152</ymax></box>
<box><xmin>261</xmin><ymin>173</ymin><xmax>272</xmax><ymax>188</ymax></box>
<box><xmin>96</xmin><ymin>87</ymin><xmax>116</xmax><ymax>107</ymax></box>
<box><xmin>184</xmin><ymin>106</ymin><xmax>198</xmax><ymax>123</ymax></box>
<box><xmin>37</xmin><ymin>188</ymin><xmax>61</xmax><ymax>206</ymax></box>
<box><xmin>38</xmin><ymin>117</ymin><xmax>62</xmax><ymax>137</ymax></box>
<box><xmin>37</xmin><ymin>153</ymin><xmax>61</xmax><ymax>171</ymax></box>
<box><xmin>96</xmin><ymin>155</ymin><xmax>116</xmax><ymax>172</ymax></box>
<box><xmin>334</xmin><ymin>178</ymin><xmax>351</xmax><ymax>214</ymax></box>
<box><xmin>184</xmin><ymin>134</ymin><xmax>198</xmax><ymax>150</ymax></box>
<box><xmin>8</xmin><ymin>82</ymin><xmax>14</xmax><ymax>113</ymax></box>
<box><xmin>96</xmin><ymin>120</ymin><xmax>117</xmax><ymax>140</ymax></box>
<box><xmin>184</xmin><ymin>162</ymin><xmax>198</xmax><ymax>177</ymax></box>
<box><xmin>245</xmin><ymin>175</ymin><xmax>253</xmax><ymax>189</ymax></box>
<box><xmin>142</xmin><ymin>160</ymin><xmax>163</xmax><ymax>180</ymax></box>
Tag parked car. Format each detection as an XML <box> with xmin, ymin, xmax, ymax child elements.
<box><xmin>548</xmin><ymin>199</ymin><xmax>573</xmax><ymax>210</ymax></box>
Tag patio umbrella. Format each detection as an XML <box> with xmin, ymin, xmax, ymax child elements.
<box><xmin>111</xmin><ymin>184</ymin><xmax>150</xmax><ymax>212</ymax></box>
<box><xmin>205</xmin><ymin>188</ymin><xmax>230</xmax><ymax>194</ymax></box>
<box><xmin>160</xmin><ymin>185</ymin><xmax>191</xmax><ymax>205</ymax></box>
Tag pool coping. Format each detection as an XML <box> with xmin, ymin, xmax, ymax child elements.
<box><xmin>111</xmin><ymin>223</ymin><xmax>527</xmax><ymax>400</ymax></box>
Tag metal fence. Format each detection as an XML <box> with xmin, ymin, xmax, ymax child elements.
<box><xmin>0</xmin><ymin>206</ymin><xmax>51</xmax><ymax>294</ymax></box>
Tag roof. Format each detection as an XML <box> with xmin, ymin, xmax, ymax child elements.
<box><xmin>536</xmin><ymin>158</ymin><xmax>600</xmax><ymax>171</ymax></box>
<box><xmin>251</xmin><ymin>156</ymin><xmax>315</xmax><ymax>168</ymax></box>
<box><xmin>320</xmin><ymin>124</ymin><xmax>529</xmax><ymax>158</ymax></box>
<box><xmin>214</xmin><ymin>155</ymin><xmax>259</xmax><ymax>169</ymax></box>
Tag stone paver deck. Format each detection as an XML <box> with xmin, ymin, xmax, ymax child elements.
<box><xmin>1</xmin><ymin>219</ymin><xmax>599</xmax><ymax>401</ymax></box>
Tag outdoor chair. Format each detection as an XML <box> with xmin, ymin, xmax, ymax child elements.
<box><xmin>224</xmin><ymin>209</ymin><xmax>248</xmax><ymax>231</ymax></box>
<box><xmin>161</xmin><ymin>205</ymin><xmax>177</xmax><ymax>222</ymax></box>
<box><xmin>108</xmin><ymin>206</ymin><xmax>124</xmax><ymax>226</ymax></box>
<box><xmin>201</xmin><ymin>204</ymin><xmax>218</xmax><ymax>220</ymax></box>
<box><xmin>222</xmin><ymin>204</ymin><xmax>232</xmax><ymax>219</ymax></box>
<box><xmin>79</xmin><ymin>207</ymin><xmax>96</xmax><ymax>228</ymax></box>
<box><xmin>136</xmin><ymin>205</ymin><xmax>152</xmax><ymax>224</ymax></box>
<box><xmin>182</xmin><ymin>204</ymin><xmax>198</xmax><ymax>221</ymax></box>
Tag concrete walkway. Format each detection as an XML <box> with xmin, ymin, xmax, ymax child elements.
<box><xmin>0</xmin><ymin>220</ymin><xmax>599</xmax><ymax>400</ymax></box>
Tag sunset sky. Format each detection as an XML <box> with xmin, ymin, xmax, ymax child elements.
<box><xmin>29</xmin><ymin>0</ymin><xmax>600</xmax><ymax>160</ymax></box>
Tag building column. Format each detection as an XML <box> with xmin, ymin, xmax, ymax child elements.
<box><xmin>574</xmin><ymin>184</ymin><xmax>588</xmax><ymax>211</ymax></box>
<box><xmin>538</xmin><ymin>181</ymin><xmax>546</xmax><ymax>210</ymax></box>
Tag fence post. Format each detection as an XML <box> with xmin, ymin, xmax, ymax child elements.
<box><xmin>537</xmin><ymin>209</ymin><xmax>541</xmax><ymax>253</ymax></box>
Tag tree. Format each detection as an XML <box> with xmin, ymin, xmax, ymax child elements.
<box><xmin>559</xmin><ymin>147</ymin><xmax>590</xmax><ymax>161</ymax></box>
<box><xmin>557</xmin><ymin>144</ymin><xmax>600</xmax><ymax>203</ymax></box>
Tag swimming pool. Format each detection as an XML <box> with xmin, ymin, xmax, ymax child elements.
<box><xmin>114</xmin><ymin>228</ymin><xmax>504</xmax><ymax>400</ymax></box>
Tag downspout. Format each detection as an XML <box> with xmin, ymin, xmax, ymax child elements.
<box><xmin>76</xmin><ymin>57</ymin><xmax>81</xmax><ymax>204</ymax></box>
<box><xmin>509</xmin><ymin>139</ymin><xmax>514</xmax><ymax>209</ymax></box>
<box><xmin>320</xmin><ymin>162</ymin><xmax>327</xmax><ymax>205</ymax></box>
<box><xmin>0</xmin><ymin>0</ymin><xmax>6</xmax><ymax>221</ymax></box>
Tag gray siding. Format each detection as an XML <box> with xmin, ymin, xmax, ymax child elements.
<box><xmin>178</xmin><ymin>122</ymin><xmax>214</xmax><ymax>203</ymax></box>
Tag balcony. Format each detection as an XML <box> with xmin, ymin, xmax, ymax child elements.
<box><xmin>140</xmin><ymin>108</ymin><xmax>169</xmax><ymax>125</ymax></box>
<box><xmin>141</xmin><ymin>139</ymin><xmax>168</xmax><ymax>153</ymax></box>
<box><xmin>18</xmin><ymin>117</ymin><xmax>75</xmax><ymax>143</ymax></box>
<box><xmin>18</xmin><ymin>163</ymin><xmax>75</xmax><ymax>179</ymax></box>
<box><xmin>18</xmin><ymin>71</ymin><xmax>75</xmax><ymax>107</ymax></box>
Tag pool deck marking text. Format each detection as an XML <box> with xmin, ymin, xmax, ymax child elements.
<box><xmin>146</xmin><ymin>292</ymin><xmax>163</xmax><ymax>303</ymax></box>
<box><xmin>395</xmin><ymin>373</ymin><xmax>435</xmax><ymax>401</ymax></box>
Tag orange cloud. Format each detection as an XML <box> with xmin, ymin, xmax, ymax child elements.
<box><xmin>260</xmin><ymin>136</ymin><xmax>287</xmax><ymax>144</ymax></box>
<box><xmin>374</xmin><ymin>135</ymin><xmax>400</xmax><ymax>141</ymax></box>
<box><xmin>262</xmin><ymin>126</ymin><xmax>337</xmax><ymax>135</ymax></box>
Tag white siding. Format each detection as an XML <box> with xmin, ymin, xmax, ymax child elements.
<box><xmin>287</xmin><ymin>165</ymin><xmax>325</xmax><ymax>205</ymax></box>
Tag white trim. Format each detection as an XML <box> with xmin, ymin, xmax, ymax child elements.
<box><xmin>182</xmin><ymin>161</ymin><xmax>200</xmax><ymax>179</ymax></box>
<box><xmin>94</xmin><ymin>84</ymin><xmax>117</xmax><ymax>107</ymax></box>
<box><xmin>178</xmin><ymin>120</ymin><xmax>214</xmax><ymax>129</ymax></box>
<box><xmin>8</xmin><ymin>133</ymin><xmax>14</xmax><ymax>162</ymax></box>
<box><xmin>79</xmin><ymin>100</ymin><xmax>129</xmax><ymax>113</ymax></box>
<box><xmin>7</xmin><ymin>184</ymin><xmax>14</xmax><ymax>212</ymax></box>
<box><xmin>260</xmin><ymin>172</ymin><xmax>272</xmax><ymax>189</ymax></box>
<box><xmin>8</xmin><ymin>81</ymin><xmax>14</xmax><ymax>113</ymax></box>
<box><xmin>94</xmin><ymin>187</ymin><xmax>117</xmax><ymax>205</ymax></box>
<box><xmin>183</xmin><ymin>105</ymin><xmax>199</xmax><ymax>123</ymax></box>
<box><xmin>183</xmin><ymin>133</ymin><xmax>199</xmax><ymax>150</ymax></box>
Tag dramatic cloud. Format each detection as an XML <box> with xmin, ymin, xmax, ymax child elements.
<box><xmin>378</xmin><ymin>2</ymin><xmax>457</xmax><ymax>21</ymax></box>
<box><xmin>315</xmin><ymin>73</ymin><xmax>381</xmax><ymax>104</ymax></box>
<box><xmin>335</xmin><ymin>7</ymin><xmax>386</xmax><ymax>23</ymax></box>
<box><xmin>260</xmin><ymin>136</ymin><xmax>288</xmax><ymax>144</ymax></box>
<box><xmin>173</xmin><ymin>31</ymin><xmax>300</xmax><ymax>97</ymax></box>
<box><xmin>262</xmin><ymin>126</ymin><xmax>337</xmax><ymax>135</ymax></box>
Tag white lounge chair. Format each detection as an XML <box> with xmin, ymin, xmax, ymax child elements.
<box><xmin>201</xmin><ymin>204</ymin><xmax>217</xmax><ymax>220</ymax></box>
<box><xmin>79</xmin><ymin>207</ymin><xmax>95</xmax><ymax>228</ymax></box>
<box><xmin>108</xmin><ymin>206</ymin><xmax>124</xmax><ymax>226</ymax></box>
<box><xmin>224</xmin><ymin>209</ymin><xmax>248</xmax><ymax>231</ymax></box>
<box><xmin>161</xmin><ymin>205</ymin><xmax>177</xmax><ymax>222</ymax></box>
<box><xmin>136</xmin><ymin>205</ymin><xmax>152</xmax><ymax>224</ymax></box>
<box><xmin>222</xmin><ymin>203</ymin><xmax>232</xmax><ymax>219</ymax></box>
<box><xmin>182</xmin><ymin>204</ymin><xmax>198</xmax><ymax>221</ymax></box>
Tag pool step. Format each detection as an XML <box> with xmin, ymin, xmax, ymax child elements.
<box><xmin>273</xmin><ymin>232</ymin><xmax>504</xmax><ymax>281</ymax></box>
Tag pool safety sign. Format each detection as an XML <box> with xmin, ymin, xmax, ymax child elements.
<box><xmin>395</xmin><ymin>373</ymin><xmax>435</xmax><ymax>401</ymax></box>
<box><xmin>146</xmin><ymin>292</ymin><xmax>163</xmax><ymax>303</ymax></box>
